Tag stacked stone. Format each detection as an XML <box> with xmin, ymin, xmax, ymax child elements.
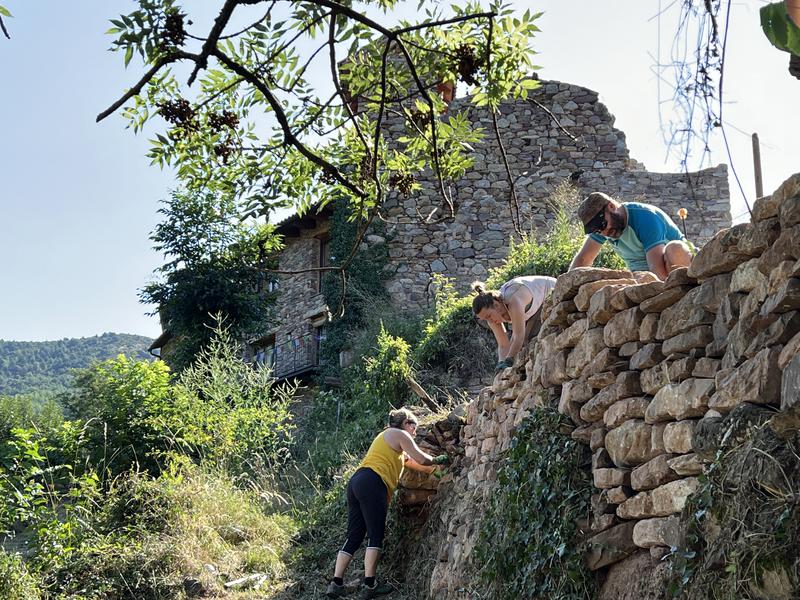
<box><xmin>423</xmin><ymin>354</ymin><xmax>542</xmax><ymax>598</ymax></box>
<box><xmin>406</xmin><ymin>174</ymin><xmax>798</xmax><ymax>599</ymax></box>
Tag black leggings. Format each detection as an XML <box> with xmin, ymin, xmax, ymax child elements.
<box><xmin>340</xmin><ymin>467</ymin><xmax>388</xmax><ymax>555</ymax></box>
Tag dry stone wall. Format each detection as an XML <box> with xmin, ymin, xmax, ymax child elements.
<box><xmin>408</xmin><ymin>173</ymin><xmax>800</xmax><ymax>599</ymax></box>
<box><xmin>381</xmin><ymin>80</ymin><xmax>730</xmax><ymax>308</ymax></box>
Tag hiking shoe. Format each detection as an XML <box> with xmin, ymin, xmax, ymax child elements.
<box><xmin>361</xmin><ymin>581</ymin><xmax>393</xmax><ymax>599</ymax></box>
<box><xmin>326</xmin><ymin>580</ymin><xmax>348</xmax><ymax>598</ymax></box>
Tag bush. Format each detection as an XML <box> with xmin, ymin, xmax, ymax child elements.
<box><xmin>0</xmin><ymin>551</ymin><xmax>40</xmax><ymax>600</ymax></box>
<box><xmin>61</xmin><ymin>355</ymin><xmax>173</xmax><ymax>475</ymax></box>
<box><xmin>412</xmin><ymin>275</ymin><xmax>495</xmax><ymax>384</ymax></box>
<box><xmin>167</xmin><ymin>321</ymin><xmax>296</xmax><ymax>474</ymax></box>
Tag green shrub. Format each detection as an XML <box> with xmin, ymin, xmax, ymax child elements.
<box><xmin>412</xmin><ymin>275</ymin><xmax>495</xmax><ymax>383</ymax></box>
<box><xmin>167</xmin><ymin>321</ymin><xmax>296</xmax><ymax>474</ymax></box>
<box><xmin>475</xmin><ymin>407</ymin><xmax>596</xmax><ymax>599</ymax></box>
<box><xmin>0</xmin><ymin>550</ymin><xmax>40</xmax><ymax>600</ymax></box>
<box><xmin>0</xmin><ymin>394</ymin><xmax>64</xmax><ymax>442</ymax></box>
<box><xmin>363</xmin><ymin>326</ymin><xmax>413</xmax><ymax>407</ymax></box>
<box><xmin>61</xmin><ymin>354</ymin><xmax>173</xmax><ymax>475</ymax></box>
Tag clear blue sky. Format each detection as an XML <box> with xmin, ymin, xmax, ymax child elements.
<box><xmin>0</xmin><ymin>1</ymin><xmax>795</xmax><ymax>342</ymax></box>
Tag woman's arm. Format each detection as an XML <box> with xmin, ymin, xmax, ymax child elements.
<box><xmin>504</xmin><ymin>291</ymin><xmax>531</xmax><ymax>359</ymax></box>
<box><xmin>487</xmin><ymin>320</ymin><xmax>511</xmax><ymax>360</ymax></box>
<box><xmin>397</xmin><ymin>431</ymin><xmax>434</xmax><ymax>465</ymax></box>
<box><xmin>404</xmin><ymin>454</ymin><xmax>436</xmax><ymax>474</ymax></box>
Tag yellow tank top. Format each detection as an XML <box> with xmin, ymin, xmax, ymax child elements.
<box><xmin>359</xmin><ymin>431</ymin><xmax>404</xmax><ymax>496</ymax></box>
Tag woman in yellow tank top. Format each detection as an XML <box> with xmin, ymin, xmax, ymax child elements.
<box><xmin>326</xmin><ymin>408</ymin><xmax>448</xmax><ymax>599</ymax></box>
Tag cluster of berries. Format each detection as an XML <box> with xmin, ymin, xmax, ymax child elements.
<box><xmin>158</xmin><ymin>98</ymin><xmax>197</xmax><ymax>129</ymax></box>
<box><xmin>162</xmin><ymin>12</ymin><xmax>187</xmax><ymax>47</ymax></box>
<box><xmin>455</xmin><ymin>44</ymin><xmax>480</xmax><ymax>86</ymax></box>
<box><xmin>388</xmin><ymin>172</ymin><xmax>416</xmax><ymax>196</ymax></box>
<box><xmin>208</xmin><ymin>110</ymin><xmax>239</xmax><ymax>131</ymax></box>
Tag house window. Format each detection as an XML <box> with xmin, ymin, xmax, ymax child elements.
<box><xmin>253</xmin><ymin>336</ymin><xmax>276</xmax><ymax>370</ymax></box>
<box><xmin>318</xmin><ymin>236</ymin><xmax>331</xmax><ymax>292</ymax></box>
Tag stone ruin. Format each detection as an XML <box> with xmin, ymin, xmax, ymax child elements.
<box><xmin>392</xmin><ymin>173</ymin><xmax>800</xmax><ymax>599</ymax></box>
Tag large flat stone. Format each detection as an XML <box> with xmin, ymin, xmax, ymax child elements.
<box><xmin>581</xmin><ymin>373</ymin><xmax>643</xmax><ymax>423</ymax></box>
<box><xmin>553</xmin><ymin>268</ymin><xmax>632</xmax><ymax>304</ymax></box>
<box><xmin>588</xmin><ymin>285</ymin><xmax>626</xmax><ymax>325</ymax></box>
<box><xmin>566</xmin><ymin>327</ymin><xmax>606</xmax><ymax>378</ymax></box>
<box><xmin>633</xmin><ymin>516</ymin><xmax>684</xmax><ymax>549</ymax></box>
<box><xmin>639</xmin><ymin>313</ymin><xmax>659</xmax><ymax>343</ymax></box>
<box><xmin>694</xmin><ymin>273</ymin><xmax>733</xmax><ymax>312</ymax></box>
<box><xmin>667</xmin><ymin>453</ymin><xmax>706</xmax><ymax>476</ymax></box>
<box><xmin>554</xmin><ymin>318</ymin><xmax>590</xmax><ymax>351</ymax></box>
<box><xmin>645</xmin><ymin>378</ymin><xmax>715</xmax><ymax>423</ymax></box>
<box><xmin>744</xmin><ymin>311</ymin><xmax>800</xmax><ymax>359</ymax></box>
<box><xmin>730</xmin><ymin>258</ymin><xmax>768</xmax><ymax>293</ymax></box>
<box><xmin>760</xmin><ymin>279</ymin><xmax>800</xmax><ymax>315</ymax></box>
<box><xmin>688</xmin><ymin>226</ymin><xmax>752</xmax><ymax>279</ymax></box>
<box><xmin>575</xmin><ymin>279</ymin><xmax>636</xmax><ymax>311</ymax></box>
<box><xmin>661</xmin><ymin>326</ymin><xmax>714</xmax><ymax>355</ymax></box>
<box><xmin>625</xmin><ymin>280</ymin><xmax>665</xmax><ymax>304</ymax></box>
<box><xmin>709</xmin><ymin>346</ymin><xmax>783</xmax><ymax>412</ymax></box>
<box><xmin>639</xmin><ymin>285</ymin><xmax>693</xmax><ymax>314</ymax></box>
<box><xmin>594</xmin><ymin>467</ymin><xmax>632</xmax><ymax>489</ymax></box>
<box><xmin>604</xmin><ymin>396</ymin><xmax>650</xmax><ymax>429</ymax></box>
<box><xmin>586</xmin><ymin>521</ymin><xmax>638</xmax><ymax>570</ymax></box>
<box><xmin>736</xmin><ymin>217</ymin><xmax>781</xmax><ymax>256</ymax></box>
<box><xmin>641</xmin><ymin>363</ymin><xmax>670</xmax><ymax>395</ymax></box>
<box><xmin>657</xmin><ymin>288</ymin><xmax>714</xmax><ymax>339</ymax></box>
<box><xmin>617</xmin><ymin>478</ymin><xmax>699</xmax><ymax>519</ymax></box>
<box><xmin>781</xmin><ymin>352</ymin><xmax>800</xmax><ymax>412</ymax></box>
<box><xmin>605</xmin><ymin>419</ymin><xmax>663</xmax><ymax>467</ymax></box>
<box><xmin>631</xmin><ymin>453</ymin><xmax>680</xmax><ymax>491</ymax></box>
<box><xmin>758</xmin><ymin>225</ymin><xmax>800</xmax><ymax>276</ymax></box>
<box><xmin>663</xmin><ymin>420</ymin><xmax>697</xmax><ymax>454</ymax></box>
<box><xmin>630</xmin><ymin>343</ymin><xmax>665</xmax><ymax>371</ymax></box>
<box><xmin>605</xmin><ymin>307</ymin><xmax>644</xmax><ymax>348</ymax></box>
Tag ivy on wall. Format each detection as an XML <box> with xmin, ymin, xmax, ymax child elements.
<box><xmin>318</xmin><ymin>200</ymin><xmax>392</xmax><ymax>376</ymax></box>
<box><xmin>474</xmin><ymin>407</ymin><xmax>596</xmax><ymax>599</ymax></box>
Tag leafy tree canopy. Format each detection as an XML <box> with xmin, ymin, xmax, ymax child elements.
<box><xmin>99</xmin><ymin>0</ymin><xmax>542</xmax><ymax>273</ymax></box>
<box><xmin>140</xmin><ymin>190</ymin><xmax>281</xmax><ymax>371</ymax></box>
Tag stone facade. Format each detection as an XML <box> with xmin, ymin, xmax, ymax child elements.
<box><xmin>380</xmin><ymin>80</ymin><xmax>730</xmax><ymax>307</ymax></box>
<box><xmin>398</xmin><ymin>173</ymin><xmax>800</xmax><ymax>599</ymax></box>
<box><xmin>247</xmin><ymin>211</ymin><xmax>330</xmax><ymax>378</ymax></box>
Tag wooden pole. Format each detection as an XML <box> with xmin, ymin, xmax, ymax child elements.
<box><xmin>752</xmin><ymin>133</ymin><xmax>764</xmax><ymax>198</ymax></box>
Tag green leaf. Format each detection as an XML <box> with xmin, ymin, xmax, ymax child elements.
<box><xmin>0</xmin><ymin>5</ymin><xmax>12</xmax><ymax>17</ymax></box>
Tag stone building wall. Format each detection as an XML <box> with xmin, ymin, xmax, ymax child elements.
<box><xmin>247</xmin><ymin>220</ymin><xmax>329</xmax><ymax>372</ymax></box>
<box><xmin>398</xmin><ymin>173</ymin><xmax>800</xmax><ymax>599</ymax></box>
<box><xmin>380</xmin><ymin>80</ymin><xmax>730</xmax><ymax>308</ymax></box>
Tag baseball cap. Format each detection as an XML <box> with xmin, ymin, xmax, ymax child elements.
<box><xmin>577</xmin><ymin>192</ymin><xmax>613</xmax><ymax>234</ymax></box>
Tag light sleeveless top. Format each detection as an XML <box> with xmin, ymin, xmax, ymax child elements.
<box><xmin>359</xmin><ymin>431</ymin><xmax>404</xmax><ymax>496</ymax></box>
<box><xmin>499</xmin><ymin>276</ymin><xmax>557</xmax><ymax>320</ymax></box>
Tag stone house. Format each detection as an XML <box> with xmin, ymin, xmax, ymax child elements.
<box><xmin>247</xmin><ymin>77</ymin><xmax>732</xmax><ymax>379</ymax></box>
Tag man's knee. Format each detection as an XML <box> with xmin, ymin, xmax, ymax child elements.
<box><xmin>664</xmin><ymin>240</ymin><xmax>692</xmax><ymax>271</ymax></box>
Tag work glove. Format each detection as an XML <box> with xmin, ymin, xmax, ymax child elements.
<box><xmin>495</xmin><ymin>357</ymin><xmax>514</xmax><ymax>371</ymax></box>
<box><xmin>433</xmin><ymin>467</ymin><xmax>447</xmax><ymax>479</ymax></box>
<box><xmin>433</xmin><ymin>454</ymin><xmax>449</xmax><ymax>465</ymax></box>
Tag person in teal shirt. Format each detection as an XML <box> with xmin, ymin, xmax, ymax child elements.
<box><xmin>569</xmin><ymin>192</ymin><xmax>693</xmax><ymax>280</ymax></box>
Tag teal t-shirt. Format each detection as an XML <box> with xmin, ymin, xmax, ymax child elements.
<box><xmin>589</xmin><ymin>202</ymin><xmax>685</xmax><ymax>272</ymax></box>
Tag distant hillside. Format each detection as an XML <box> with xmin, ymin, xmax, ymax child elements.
<box><xmin>0</xmin><ymin>333</ymin><xmax>154</xmax><ymax>396</ymax></box>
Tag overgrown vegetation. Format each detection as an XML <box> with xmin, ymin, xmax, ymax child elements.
<box><xmin>668</xmin><ymin>410</ymin><xmax>800</xmax><ymax>599</ymax></box>
<box><xmin>475</xmin><ymin>407</ymin><xmax>596</xmax><ymax>599</ymax></box>
<box><xmin>0</xmin><ymin>322</ymin><xmax>297</xmax><ymax>598</ymax></box>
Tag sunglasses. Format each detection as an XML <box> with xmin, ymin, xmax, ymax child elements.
<box><xmin>584</xmin><ymin>208</ymin><xmax>607</xmax><ymax>235</ymax></box>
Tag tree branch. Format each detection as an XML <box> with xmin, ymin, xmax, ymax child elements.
<box><xmin>212</xmin><ymin>46</ymin><xmax>367</xmax><ymax>199</ymax></box>
<box><xmin>96</xmin><ymin>53</ymin><xmax>195</xmax><ymax>123</ymax></box>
